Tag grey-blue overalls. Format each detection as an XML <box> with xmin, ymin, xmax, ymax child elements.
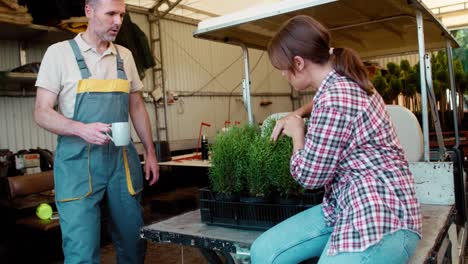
<box><xmin>54</xmin><ymin>39</ymin><xmax>145</xmax><ymax>264</ymax></box>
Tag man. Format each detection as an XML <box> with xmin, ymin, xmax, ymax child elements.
<box><xmin>34</xmin><ymin>0</ymin><xmax>159</xmax><ymax>263</ymax></box>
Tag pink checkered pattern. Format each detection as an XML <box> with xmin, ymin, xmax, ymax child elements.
<box><xmin>291</xmin><ymin>71</ymin><xmax>422</xmax><ymax>256</ymax></box>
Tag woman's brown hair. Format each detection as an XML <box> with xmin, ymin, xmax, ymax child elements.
<box><xmin>267</xmin><ymin>15</ymin><xmax>374</xmax><ymax>95</ymax></box>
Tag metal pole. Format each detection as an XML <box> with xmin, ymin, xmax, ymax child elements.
<box><xmin>240</xmin><ymin>43</ymin><xmax>254</xmax><ymax>124</ymax></box>
<box><xmin>416</xmin><ymin>10</ymin><xmax>430</xmax><ymax>161</ymax></box>
<box><xmin>446</xmin><ymin>40</ymin><xmax>460</xmax><ymax>148</ymax></box>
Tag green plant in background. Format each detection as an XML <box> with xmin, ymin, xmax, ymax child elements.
<box><xmin>386</xmin><ymin>62</ymin><xmax>403</xmax><ymax>104</ymax></box>
<box><xmin>372</xmin><ymin>63</ymin><xmax>403</xmax><ymax>104</ymax></box>
<box><xmin>400</xmin><ymin>60</ymin><xmax>418</xmax><ymax>109</ymax></box>
<box><xmin>453</xmin><ymin>28</ymin><xmax>468</xmax><ymax>73</ymax></box>
<box><xmin>369</xmin><ymin>28</ymin><xmax>468</xmax><ymax>128</ymax></box>
<box><xmin>429</xmin><ymin>51</ymin><xmax>468</xmax><ymax>129</ymax></box>
<box><xmin>372</xmin><ymin>69</ymin><xmax>389</xmax><ymax>102</ymax></box>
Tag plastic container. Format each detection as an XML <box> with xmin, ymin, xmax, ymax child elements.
<box><xmin>199</xmin><ymin>188</ymin><xmax>324</xmax><ymax>230</ymax></box>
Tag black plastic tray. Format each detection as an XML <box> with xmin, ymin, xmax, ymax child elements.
<box><xmin>199</xmin><ymin>188</ymin><xmax>324</xmax><ymax>230</ymax></box>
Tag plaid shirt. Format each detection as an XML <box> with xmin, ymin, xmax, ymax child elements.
<box><xmin>291</xmin><ymin>70</ymin><xmax>422</xmax><ymax>256</ymax></box>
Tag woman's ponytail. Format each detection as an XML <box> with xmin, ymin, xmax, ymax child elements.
<box><xmin>331</xmin><ymin>48</ymin><xmax>375</xmax><ymax>95</ymax></box>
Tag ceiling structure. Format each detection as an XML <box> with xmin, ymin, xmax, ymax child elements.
<box><xmin>193</xmin><ymin>0</ymin><xmax>458</xmax><ymax>58</ymax></box>
<box><xmin>124</xmin><ymin>0</ymin><xmax>468</xmax><ymax>30</ymax></box>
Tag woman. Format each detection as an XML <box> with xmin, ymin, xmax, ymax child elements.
<box><xmin>250</xmin><ymin>15</ymin><xmax>421</xmax><ymax>264</ymax></box>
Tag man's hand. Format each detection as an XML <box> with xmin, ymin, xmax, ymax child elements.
<box><xmin>76</xmin><ymin>123</ymin><xmax>111</xmax><ymax>145</ymax></box>
<box><xmin>144</xmin><ymin>152</ymin><xmax>159</xmax><ymax>186</ymax></box>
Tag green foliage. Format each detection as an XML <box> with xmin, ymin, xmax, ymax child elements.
<box><xmin>453</xmin><ymin>29</ymin><xmax>468</xmax><ymax>72</ymax></box>
<box><xmin>371</xmin><ymin>62</ymin><xmax>405</xmax><ymax>103</ymax></box>
<box><xmin>245</xmin><ymin>136</ymin><xmax>274</xmax><ymax>196</ymax></box>
<box><xmin>433</xmin><ymin>79</ymin><xmax>442</xmax><ymax>100</ymax></box>
<box><xmin>209</xmin><ymin>117</ymin><xmax>302</xmax><ymax>198</ymax></box>
<box><xmin>400</xmin><ymin>60</ymin><xmax>417</xmax><ymax>98</ymax></box>
<box><xmin>405</xmin><ymin>70</ymin><xmax>418</xmax><ymax>97</ymax></box>
<box><xmin>262</xmin><ymin>119</ymin><xmax>301</xmax><ymax>198</ymax></box>
<box><xmin>209</xmin><ymin>124</ymin><xmax>258</xmax><ymax>195</ymax></box>
<box><xmin>387</xmin><ymin>62</ymin><xmax>400</xmax><ymax>77</ymax></box>
<box><xmin>400</xmin><ymin>60</ymin><xmax>411</xmax><ymax>72</ymax></box>
<box><xmin>372</xmin><ymin>70</ymin><xmax>390</xmax><ymax>102</ymax></box>
<box><xmin>388</xmin><ymin>76</ymin><xmax>403</xmax><ymax>99</ymax></box>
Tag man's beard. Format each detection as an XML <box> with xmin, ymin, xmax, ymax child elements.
<box><xmin>96</xmin><ymin>30</ymin><xmax>117</xmax><ymax>42</ymax></box>
<box><xmin>102</xmin><ymin>34</ymin><xmax>116</xmax><ymax>42</ymax></box>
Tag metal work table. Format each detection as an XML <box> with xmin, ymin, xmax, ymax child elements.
<box><xmin>141</xmin><ymin>204</ymin><xmax>453</xmax><ymax>263</ymax></box>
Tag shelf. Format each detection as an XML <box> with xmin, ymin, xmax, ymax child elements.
<box><xmin>0</xmin><ymin>22</ymin><xmax>75</xmax><ymax>43</ymax></box>
<box><xmin>1</xmin><ymin>72</ymin><xmax>37</xmax><ymax>83</ymax></box>
<box><xmin>0</xmin><ymin>72</ymin><xmax>37</xmax><ymax>96</ymax></box>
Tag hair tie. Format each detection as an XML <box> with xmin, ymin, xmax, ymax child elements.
<box><xmin>329</xmin><ymin>47</ymin><xmax>334</xmax><ymax>55</ymax></box>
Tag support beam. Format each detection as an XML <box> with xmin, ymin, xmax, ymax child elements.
<box><xmin>175</xmin><ymin>4</ymin><xmax>218</xmax><ymax>18</ymax></box>
<box><xmin>151</xmin><ymin>0</ymin><xmax>183</xmax><ymax>19</ymax></box>
<box><xmin>240</xmin><ymin>43</ymin><xmax>254</xmax><ymax>124</ymax></box>
<box><xmin>416</xmin><ymin>10</ymin><xmax>430</xmax><ymax>161</ymax></box>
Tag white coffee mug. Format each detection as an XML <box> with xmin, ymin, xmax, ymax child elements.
<box><xmin>106</xmin><ymin>122</ymin><xmax>130</xmax><ymax>146</ymax></box>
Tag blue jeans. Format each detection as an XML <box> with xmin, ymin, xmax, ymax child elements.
<box><xmin>250</xmin><ymin>204</ymin><xmax>420</xmax><ymax>264</ymax></box>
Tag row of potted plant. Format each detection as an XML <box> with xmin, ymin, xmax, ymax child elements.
<box><xmin>208</xmin><ymin>117</ymin><xmax>320</xmax><ymax>205</ymax></box>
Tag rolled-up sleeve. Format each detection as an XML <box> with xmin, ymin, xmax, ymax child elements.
<box><xmin>291</xmin><ymin>106</ymin><xmax>352</xmax><ymax>189</ymax></box>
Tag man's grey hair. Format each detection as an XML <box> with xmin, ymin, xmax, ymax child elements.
<box><xmin>85</xmin><ymin>0</ymin><xmax>99</xmax><ymax>8</ymax></box>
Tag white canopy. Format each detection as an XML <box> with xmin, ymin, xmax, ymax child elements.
<box><xmin>193</xmin><ymin>0</ymin><xmax>459</xmax><ymax>58</ymax></box>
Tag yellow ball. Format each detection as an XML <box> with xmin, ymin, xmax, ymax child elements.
<box><xmin>36</xmin><ymin>203</ymin><xmax>53</xmax><ymax>220</ymax></box>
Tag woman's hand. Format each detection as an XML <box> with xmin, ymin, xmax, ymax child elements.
<box><xmin>272</xmin><ymin>114</ymin><xmax>305</xmax><ymax>152</ymax></box>
<box><xmin>271</xmin><ymin>114</ymin><xmax>305</xmax><ymax>141</ymax></box>
<box><xmin>283</xmin><ymin>114</ymin><xmax>305</xmax><ymax>138</ymax></box>
<box><xmin>271</xmin><ymin>101</ymin><xmax>313</xmax><ymax>141</ymax></box>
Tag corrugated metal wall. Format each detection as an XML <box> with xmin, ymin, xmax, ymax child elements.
<box><xmin>0</xmin><ymin>38</ymin><xmax>57</xmax><ymax>152</ymax></box>
<box><xmin>160</xmin><ymin>19</ymin><xmax>293</xmax><ymax>150</ymax></box>
<box><xmin>0</xmin><ymin>97</ymin><xmax>56</xmax><ymax>151</ymax></box>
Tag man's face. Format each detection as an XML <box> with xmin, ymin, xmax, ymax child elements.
<box><xmin>86</xmin><ymin>0</ymin><xmax>126</xmax><ymax>42</ymax></box>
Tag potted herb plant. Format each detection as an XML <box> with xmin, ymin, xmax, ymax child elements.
<box><xmin>209</xmin><ymin>124</ymin><xmax>257</xmax><ymax>201</ymax></box>
<box><xmin>242</xmin><ymin>135</ymin><xmax>274</xmax><ymax>203</ymax></box>
<box><xmin>261</xmin><ymin>118</ymin><xmax>302</xmax><ymax>204</ymax></box>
